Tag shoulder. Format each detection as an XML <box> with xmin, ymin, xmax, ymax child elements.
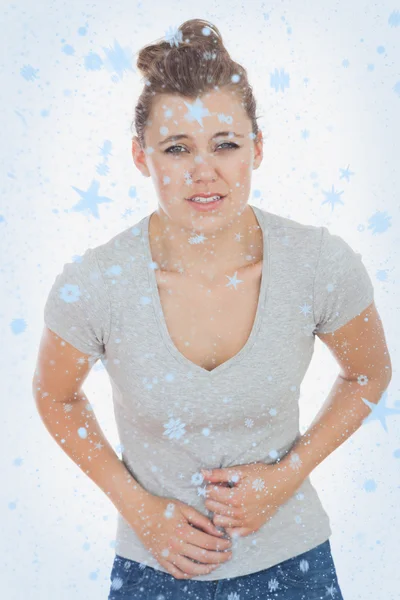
<box><xmin>88</xmin><ymin>214</ymin><xmax>148</xmax><ymax>270</ymax></box>
<box><xmin>256</xmin><ymin>208</ymin><xmax>322</xmax><ymax>259</ymax></box>
<box><xmin>258</xmin><ymin>208</ymin><xmax>361</xmax><ymax>258</ymax></box>
<box><xmin>258</xmin><ymin>207</ymin><xmax>319</xmax><ymax>237</ymax></box>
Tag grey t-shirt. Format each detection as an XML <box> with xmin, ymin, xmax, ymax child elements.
<box><xmin>43</xmin><ymin>204</ymin><xmax>374</xmax><ymax>580</ymax></box>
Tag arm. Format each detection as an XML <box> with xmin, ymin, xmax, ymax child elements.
<box><xmin>35</xmin><ymin>390</ymin><xmax>150</xmax><ymax>520</ymax></box>
<box><xmin>280</xmin><ymin>373</ymin><xmax>391</xmax><ymax>482</ymax></box>
<box><xmin>280</xmin><ymin>302</ymin><xmax>392</xmax><ymax>482</ymax></box>
<box><xmin>33</xmin><ymin>327</ymin><xmax>151</xmax><ymax>527</ymax></box>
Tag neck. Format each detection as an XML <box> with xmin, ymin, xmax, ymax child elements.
<box><xmin>148</xmin><ymin>204</ymin><xmax>263</xmax><ymax>283</ymax></box>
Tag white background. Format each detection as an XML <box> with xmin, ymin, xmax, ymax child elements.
<box><xmin>1</xmin><ymin>1</ymin><xmax>399</xmax><ymax>598</ymax></box>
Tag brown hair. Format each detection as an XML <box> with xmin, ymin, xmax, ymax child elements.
<box><xmin>132</xmin><ymin>18</ymin><xmax>261</xmax><ymax>149</ymax></box>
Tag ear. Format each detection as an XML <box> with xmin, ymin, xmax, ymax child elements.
<box><xmin>131</xmin><ymin>136</ymin><xmax>151</xmax><ymax>178</ymax></box>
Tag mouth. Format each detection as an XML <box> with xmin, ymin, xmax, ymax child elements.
<box><xmin>186</xmin><ymin>195</ymin><xmax>226</xmax><ymax>211</ymax></box>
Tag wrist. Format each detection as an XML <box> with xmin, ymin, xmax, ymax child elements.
<box><xmin>277</xmin><ymin>451</ymin><xmax>309</xmax><ymax>487</ymax></box>
<box><xmin>107</xmin><ymin>459</ymin><xmax>151</xmax><ymax>517</ymax></box>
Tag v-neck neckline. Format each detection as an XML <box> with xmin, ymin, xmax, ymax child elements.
<box><xmin>142</xmin><ymin>204</ymin><xmax>270</xmax><ymax>378</ymax></box>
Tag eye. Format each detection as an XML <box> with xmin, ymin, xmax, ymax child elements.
<box><xmin>164</xmin><ymin>142</ymin><xmax>239</xmax><ymax>155</ymax></box>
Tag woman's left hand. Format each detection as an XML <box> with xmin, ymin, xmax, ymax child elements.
<box><xmin>201</xmin><ymin>461</ymin><xmax>303</xmax><ymax>538</ymax></box>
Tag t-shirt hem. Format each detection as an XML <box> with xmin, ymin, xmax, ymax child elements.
<box><xmin>44</xmin><ymin>319</ymin><xmax>103</xmax><ymax>359</ymax></box>
<box><xmin>113</xmin><ymin>523</ymin><xmax>332</xmax><ymax>581</ymax></box>
<box><xmin>314</xmin><ymin>288</ymin><xmax>374</xmax><ymax>335</ymax></box>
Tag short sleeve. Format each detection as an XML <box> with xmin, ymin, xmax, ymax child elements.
<box><xmin>44</xmin><ymin>247</ymin><xmax>111</xmax><ymax>360</ymax></box>
<box><xmin>313</xmin><ymin>227</ymin><xmax>374</xmax><ymax>335</ymax></box>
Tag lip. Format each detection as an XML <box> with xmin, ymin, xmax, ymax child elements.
<box><xmin>186</xmin><ymin>195</ymin><xmax>226</xmax><ymax>212</ymax></box>
<box><xmin>186</xmin><ymin>193</ymin><xmax>225</xmax><ymax>200</ymax></box>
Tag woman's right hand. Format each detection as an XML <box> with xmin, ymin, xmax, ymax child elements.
<box><xmin>131</xmin><ymin>494</ymin><xmax>233</xmax><ymax>579</ymax></box>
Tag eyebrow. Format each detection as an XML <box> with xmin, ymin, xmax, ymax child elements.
<box><xmin>158</xmin><ymin>131</ymin><xmax>245</xmax><ymax>146</ymax></box>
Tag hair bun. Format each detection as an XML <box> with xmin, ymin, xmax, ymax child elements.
<box><xmin>136</xmin><ymin>19</ymin><xmax>227</xmax><ymax>80</ymax></box>
<box><xmin>133</xmin><ymin>18</ymin><xmax>260</xmax><ymax>150</ymax></box>
<box><xmin>178</xmin><ymin>19</ymin><xmax>224</xmax><ymax>47</ymax></box>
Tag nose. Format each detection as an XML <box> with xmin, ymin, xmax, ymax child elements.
<box><xmin>192</xmin><ymin>154</ymin><xmax>219</xmax><ymax>182</ymax></box>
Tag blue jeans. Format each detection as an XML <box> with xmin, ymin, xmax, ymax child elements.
<box><xmin>107</xmin><ymin>538</ymin><xmax>345</xmax><ymax>599</ymax></box>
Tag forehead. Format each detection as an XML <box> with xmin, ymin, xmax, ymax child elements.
<box><xmin>148</xmin><ymin>90</ymin><xmax>248</xmax><ymax>132</ymax></box>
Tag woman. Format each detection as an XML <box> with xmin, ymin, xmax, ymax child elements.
<box><xmin>34</xmin><ymin>18</ymin><xmax>391</xmax><ymax>600</ymax></box>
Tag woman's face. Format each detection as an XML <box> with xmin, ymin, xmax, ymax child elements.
<box><xmin>132</xmin><ymin>89</ymin><xmax>263</xmax><ymax>230</ymax></box>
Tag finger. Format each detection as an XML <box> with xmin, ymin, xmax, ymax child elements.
<box><xmin>224</xmin><ymin>526</ymin><xmax>251</xmax><ymax>538</ymax></box>
<box><xmin>183</xmin><ymin>505</ymin><xmax>224</xmax><ymax>538</ymax></box>
<box><xmin>206</xmin><ymin>484</ymin><xmax>238</xmax><ymax>504</ymax></box>
<box><xmin>176</xmin><ymin>540</ymin><xmax>233</xmax><ymax>566</ymax></box>
<box><xmin>205</xmin><ymin>498</ymin><xmax>239</xmax><ymax>518</ymax></box>
<box><xmin>213</xmin><ymin>513</ymin><xmax>242</xmax><ymax>528</ymax></box>
<box><xmin>202</xmin><ymin>468</ymin><xmax>242</xmax><ymax>484</ymax></box>
<box><xmin>161</xmin><ymin>557</ymin><xmax>216</xmax><ymax>579</ymax></box>
<box><xmin>172</xmin><ymin>551</ymin><xmax>231</xmax><ymax>576</ymax></box>
<box><xmin>183</xmin><ymin>524</ymin><xmax>233</xmax><ymax>552</ymax></box>
<box><xmin>159</xmin><ymin>558</ymin><xmax>194</xmax><ymax>579</ymax></box>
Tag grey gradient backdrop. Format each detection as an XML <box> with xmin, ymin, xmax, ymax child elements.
<box><xmin>1</xmin><ymin>1</ymin><xmax>399</xmax><ymax>598</ymax></box>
